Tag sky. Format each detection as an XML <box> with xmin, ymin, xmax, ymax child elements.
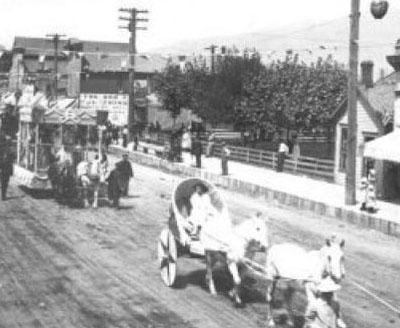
<box><xmin>1</xmin><ymin>0</ymin><xmax>399</xmax><ymax>52</ymax></box>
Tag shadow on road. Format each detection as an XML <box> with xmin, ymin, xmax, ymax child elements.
<box><xmin>18</xmin><ymin>186</ymin><xmax>54</xmax><ymax>199</ymax></box>
<box><xmin>174</xmin><ymin>267</ymin><xmax>305</xmax><ymax>327</ymax></box>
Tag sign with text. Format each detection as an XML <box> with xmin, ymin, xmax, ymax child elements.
<box><xmin>79</xmin><ymin>93</ymin><xmax>128</xmax><ymax>126</ymax></box>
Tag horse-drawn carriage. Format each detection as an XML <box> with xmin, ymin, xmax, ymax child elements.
<box><xmin>14</xmin><ymin>92</ymin><xmax>109</xmax><ymax>207</ymax></box>
<box><xmin>158</xmin><ymin>178</ymin><xmax>227</xmax><ymax>286</ymax></box>
<box><xmin>158</xmin><ymin>178</ymin><xmax>346</xmax><ymax>327</ymax></box>
<box><xmin>157</xmin><ymin>177</ymin><xmax>269</xmax><ymax>304</ymax></box>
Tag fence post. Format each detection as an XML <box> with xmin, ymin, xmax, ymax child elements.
<box><xmin>247</xmin><ymin>148</ymin><xmax>250</xmax><ymax>163</ymax></box>
<box><xmin>259</xmin><ymin>150</ymin><xmax>262</xmax><ymax>163</ymax></box>
<box><xmin>272</xmin><ymin>153</ymin><xmax>275</xmax><ymax>170</ymax></box>
<box><xmin>314</xmin><ymin>161</ymin><xmax>318</xmax><ymax>177</ymax></box>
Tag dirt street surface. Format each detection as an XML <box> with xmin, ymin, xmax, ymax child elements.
<box><xmin>0</xmin><ymin>157</ymin><xmax>399</xmax><ymax>328</ymax></box>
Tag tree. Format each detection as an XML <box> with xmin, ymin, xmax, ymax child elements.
<box><xmin>153</xmin><ymin>62</ymin><xmax>192</xmax><ymax>124</ymax></box>
<box><xmin>189</xmin><ymin>50</ymin><xmax>263</xmax><ymax>127</ymax></box>
<box><xmin>237</xmin><ymin>54</ymin><xmax>347</xmax><ymax>136</ymax></box>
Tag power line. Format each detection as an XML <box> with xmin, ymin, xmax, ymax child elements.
<box><xmin>119</xmin><ymin>7</ymin><xmax>149</xmax><ymax>141</ymax></box>
<box><xmin>205</xmin><ymin>44</ymin><xmax>218</xmax><ymax>73</ymax></box>
<box><xmin>46</xmin><ymin>33</ymin><xmax>67</xmax><ymax>100</ymax></box>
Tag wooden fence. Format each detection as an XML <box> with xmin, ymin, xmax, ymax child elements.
<box><xmin>140</xmin><ymin>134</ymin><xmax>335</xmax><ymax>181</ymax></box>
<box><xmin>208</xmin><ymin>143</ymin><xmax>334</xmax><ymax>181</ymax></box>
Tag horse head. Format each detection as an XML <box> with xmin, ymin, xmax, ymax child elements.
<box><xmin>321</xmin><ymin>236</ymin><xmax>345</xmax><ymax>283</ymax></box>
<box><xmin>237</xmin><ymin>212</ymin><xmax>269</xmax><ymax>254</ymax></box>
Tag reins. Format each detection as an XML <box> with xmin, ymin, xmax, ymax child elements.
<box><xmin>200</xmin><ymin>225</ymin><xmax>400</xmax><ymax>319</ymax></box>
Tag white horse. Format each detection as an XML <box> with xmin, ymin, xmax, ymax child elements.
<box><xmin>265</xmin><ymin>237</ymin><xmax>346</xmax><ymax>327</ymax></box>
<box><xmin>76</xmin><ymin>156</ymin><xmax>106</xmax><ymax>208</ymax></box>
<box><xmin>202</xmin><ymin>213</ymin><xmax>269</xmax><ymax>306</ymax></box>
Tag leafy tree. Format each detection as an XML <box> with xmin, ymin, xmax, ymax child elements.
<box><xmin>237</xmin><ymin>54</ymin><xmax>347</xmax><ymax>135</ymax></box>
<box><xmin>189</xmin><ymin>50</ymin><xmax>263</xmax><ymax>127</ymax></box>
<box><xmin>153</xmin><ymin>62</ymin><xmax>192</xmax><ymax>124</ymax></box>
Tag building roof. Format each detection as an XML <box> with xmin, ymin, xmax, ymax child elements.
<box><xmin>77</xmin><ymin>40</ymin><xmax>128</xmax><ymax>54</ymax></box>
<box><xmin>330</xmin><ymin>86</ymin><xmax>385</xmax><ymax>133</ymax></box>
<box><xmin>13</xmin><ymin>36</ymin><xmax>67</xmax><ymax>52</ymax></box>
<box><xmin>12</xmin><ymin>37</ymin><xmax>168</xmax><ymax>74</ymax></box>
<box><xmin>363</xmin><ymin>71</ymin><xmax>399</xmax><ymax>125</ymax></box>
<box><xmin>12</xmin><ymin>36</ymin><xmax>128</xmax><ymax>57</ymax></box>
<box><xmin>330</xmin><ymin>71</ymin><xmax>398</xmax><ymax>131</ymax></box>
<box><xmin>83</xmin><ymin>53</ymin><xmax>168</xmax><ymax>74</ymax></box>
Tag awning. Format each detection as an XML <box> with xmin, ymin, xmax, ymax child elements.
<box><xmin>364</xmin><ymin>130</ymin><xmax>400</xmax><ymax>162</ymax></box>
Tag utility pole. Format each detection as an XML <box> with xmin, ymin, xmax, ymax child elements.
<box><xmin>345</xmin><ymin>0</ymin><xmax>360</xmax><ymax>205</ymax></box>
<box><xmin>205</xmin><ymin>44</ymin><xmax>218</xmax><ymax>73</ymax></box>
<box><xmin>46</xmin><ymin>33</ymin><xmax>66</xmax><ymax>100</ymax></box>
<box><xmin>119</xmin><ymin>8</ymin><xmax>148</xmax><ymax>142</ymax></box>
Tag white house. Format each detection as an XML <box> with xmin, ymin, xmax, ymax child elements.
<box><xmin>331</xmin><ymin>42</ymin><xmax>400</xmax><ymax>200</ymax></box>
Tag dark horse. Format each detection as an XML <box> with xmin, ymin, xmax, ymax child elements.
<box><xmin>48</xmin><ymin>159</ymin><xmax>77</xmax><ymax>205</ymax></box>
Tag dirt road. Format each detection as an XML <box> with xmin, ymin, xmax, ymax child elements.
<box><xmin>0</xmin><ymin>159</ymin><xmax>399</xmax><ymax>328</ymax></box>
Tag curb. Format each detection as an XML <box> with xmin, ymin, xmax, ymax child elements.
<box><xmin>110</xmin><ymin>146</ymin><xmax>400</xmax><ymax>238</ymax></box>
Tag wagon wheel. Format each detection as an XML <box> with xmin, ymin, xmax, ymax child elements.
<box><xmin>158</xmin><ymin>229</ymin><xmax>178</xmax><ymax>287</ymax></box>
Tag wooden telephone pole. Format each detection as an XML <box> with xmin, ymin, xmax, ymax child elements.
<box><xmin>119</xmin><ymin>8</ymin><xmax>148</xmax><ymax>142</ymax></box>
<box><xmin>345</xmin><ymin>0</ymin><xmax>360</xmax><ymax>205</ymax></box>
<box><xmin>46</xmin><ymin>33</ymin><xmax>66</xmax><ymax>100</ymax></box>
<box><xmin>205</xmin><ymin>44</ymin><xmax>218</xmax><ymax>73</ymax></box>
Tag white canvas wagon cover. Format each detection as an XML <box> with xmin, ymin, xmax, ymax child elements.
<box><xmin>364</xmin><ymin>130</ymin><xmax>400</xmax><ymax>163</ymax></box>
<box><xmin>171</xmin><ymin>178</ymin><xmax>232</xmax><ymax>252</ymax></box>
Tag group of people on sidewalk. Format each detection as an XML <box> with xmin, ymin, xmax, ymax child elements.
<box><xmin>182</xmin><ymin>130</ymin><xmax>232</xmax><ymax>176</ymax></box>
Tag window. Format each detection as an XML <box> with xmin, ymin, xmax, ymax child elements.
<box><xmin>339</xmin><ymin>126</ymin><xmax>348</xmax><ymax>172</ymax></box>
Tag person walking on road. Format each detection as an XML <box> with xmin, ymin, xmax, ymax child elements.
<box><xmin>117</xmin><ymin>153</ymin><xmax>133</xmax><ymax>197</ymax></box>
<box><xmin>0</xmin><ymin>150</ymin><xmax>14</xmax><ymax>200</ymax></box>
<box><xmin>106</xmin><ymin>162</ymin><xmax>123</xmax><ymax>208</ymax></box>
<box><xmin>221</xmin><ymin>142</ymin><xmax>231</xmax><ymax>176</ymax></box>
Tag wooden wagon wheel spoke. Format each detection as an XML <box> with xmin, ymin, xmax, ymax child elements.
<box><xmin>158</xmin><ymin>229</ymin><xmax>177</xmax><ymax>287</ymax></box>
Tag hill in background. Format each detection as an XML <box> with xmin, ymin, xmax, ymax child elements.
<box><xmin>153</xmin><ymin>9</ymin><xmax>400</xmax><ymax>78</ymax></box>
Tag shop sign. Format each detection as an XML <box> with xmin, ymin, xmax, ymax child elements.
<box><xmin>79</xmin><ymin>93</ymin><xmax>128</xmax><ymax>126</ymax></box>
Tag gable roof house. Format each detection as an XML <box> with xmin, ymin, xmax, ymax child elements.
<box><xmin>331</xmin><ymin>39</ymin><xmax>400</xmax><ymax>200</ymax></box>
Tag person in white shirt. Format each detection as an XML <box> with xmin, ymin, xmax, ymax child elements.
<box><xmin>187</xmin><ymin>184</ymin><xmax>213</xmax><ymax>236</ymax></box>
<box><xmin>277</xmin><ymin>139</ymin><xmax>289</xmax><ymax>172</ymax></box>
<box><xmin>181</xmin><ymin>130</ymin><xmax>192</xmax><ymax>152</ymax></box>
<box><xmin>56</xmin><ymin>145</ymin><xmax>73</xmax><ymax>164</ymax></box>
<box><xmin>89</xmin><ymin>154</ymin><xmax>101</xmax><ymax>182</ymax></box>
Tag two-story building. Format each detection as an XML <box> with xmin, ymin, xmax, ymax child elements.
<box><xmin>7</xmin><ymin>36</ymin><xmax>168</xmax><ymax>127</ymax></box>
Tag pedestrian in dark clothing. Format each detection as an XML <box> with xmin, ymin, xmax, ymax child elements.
<box><xmin>117</xmin><ymin>154</ymin><xmax>133</xmax><ymax>197</ymax></box>
<box><xmin>105</xmin><ymin>131</ymin><xmax>112</xmax><ymax>151</ymax></box>
<box><xmin>221</xmin><ymin>142</ymin><xmax>231</xmax><ymax>175</ymax></box>
<box><xmin>287</xmin><ymin>138</ymin><xmax>294</xmax><ymax>155</ymax></box>
<box><xmin>106</xmin><ymin>163</ymin><xmax>123</xmax><ymax>208</ymax></box>
<box><xmin>122</xmin><ymin>125</ymin><xmax>128</xmax><ymax>148</ymax></box>
<box><xmin>192</xmin><ymin>137</ymin><xmax>202</xmax><ymax>168</ymax></box>
<box><xmin>0</xmin><ymin>151</ymin><xmax>14</xmax><ymax>200</ymax></box>
<box><xmin>112</xmin><ymin>127</ymin><xmax>119</xmax><ymax>145</ymax></box>
<box><xmin>133</xmin><ymin>134</ymin><xmax>139</xmax><ymax>151</ymax></box>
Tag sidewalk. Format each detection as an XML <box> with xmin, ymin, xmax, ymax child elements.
<box><xmin>111</xmin><ymin>142</ymin><xmax>400</xmax><ymax>238</ymax></box>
